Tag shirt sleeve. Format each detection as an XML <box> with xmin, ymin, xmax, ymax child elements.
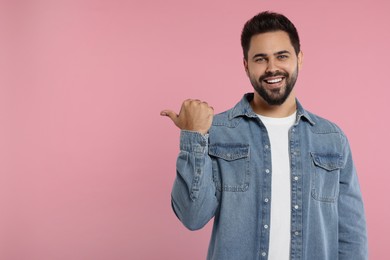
<box><xmin>338</xmin><ymin>134</ymin><xmax>368</xmax><ymax>259</ymax></box>
<box><xmin>171</xmin><ymin>130</ymin><xmax>218</xmax><ymax>231</ymax></box>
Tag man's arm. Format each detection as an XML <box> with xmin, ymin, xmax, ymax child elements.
<box><xmin>338</xmin><ymin>134</ymin><xmax>368</xmax><ymax>259</ymax></box>
<box><xmin>161</xmin><ymin>100</ymin><xmax>218</xmax><ymax>230</ymax></box>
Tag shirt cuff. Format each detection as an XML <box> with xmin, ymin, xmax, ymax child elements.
<box><xmin>180</xmin><ymin>130</ymin><xmax>209</xmax><ymax>154</ymax></box>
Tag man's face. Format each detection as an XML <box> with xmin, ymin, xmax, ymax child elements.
<box><xmin>244</xmin><ymin>31</ymin><xmax>303</xmax><ymax>106</ymax></box>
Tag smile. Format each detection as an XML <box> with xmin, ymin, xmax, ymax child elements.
<box><xmin>263</xmin><ymin>77</ymin><xmax>284</xmax><ymax>84</ymax></box>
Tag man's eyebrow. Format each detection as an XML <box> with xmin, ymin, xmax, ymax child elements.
<box><xmin>252</xmin><ymin>50</ymin><xmax>291</xmax><ymax>59</ymax></box>
<box><xmin>252</xmin><ymin>53</ymin><xmax>268</xmax><ymax>59</ymax></box>
<box><xmin>275</xmin><ymin>50</ymin><xmax>291</xmax><ymax>55</ymax></box>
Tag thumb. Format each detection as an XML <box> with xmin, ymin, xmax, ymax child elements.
<box><xmin>160</xmin><ymin>110</ymin><xmax>179</xmax><ymax>124</ymax></box>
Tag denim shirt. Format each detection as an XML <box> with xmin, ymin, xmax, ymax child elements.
<box><xmin>171</xmin><ymin>93</ymin><xmax>368</xmax><ymax>260</ymax></box>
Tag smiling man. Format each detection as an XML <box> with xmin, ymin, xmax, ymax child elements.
<box><xmin>161</xmin><ymin>12</ymin><xmax>367</xmax><ymax>260</ymax></box>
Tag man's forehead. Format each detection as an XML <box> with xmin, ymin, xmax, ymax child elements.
<box><xmin>248</xmin><ymin>31</ymin><xmax>294</xmax><ymax>53</ymax></box>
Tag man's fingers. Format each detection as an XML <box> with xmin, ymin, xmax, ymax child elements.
<box><xmin>161</xmin><ymin>99</ymin><xmax>214</xmax><ymax>133</ymax></box>
<box><xmin>160</xmin><ymin>110</ymin><xmax>179</xmax><ymax>124</ymax></box>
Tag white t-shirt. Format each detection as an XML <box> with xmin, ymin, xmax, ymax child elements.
<box><xmin>257</xmin><ymin>112</ymin><xmax>296</xmax><ymax>260</ymax></box>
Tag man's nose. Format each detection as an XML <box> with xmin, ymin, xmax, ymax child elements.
<box><xmin>265</xmin><ymin>59</ymin><xmax>278</xmax><ymax>73</ymax></box>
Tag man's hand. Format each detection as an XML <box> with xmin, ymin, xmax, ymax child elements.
<box><xmin>160</xmin><ymin>99</ymin><xmax>214</xmax><ymax>135</ymax></box>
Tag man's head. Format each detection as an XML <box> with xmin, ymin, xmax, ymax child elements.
<box><xmin>241</xmin><ymin>11</ymin><xmax>300</xmax><ymax>60</ymax></box>
<box><xmin>241</xmin><ymin>12</ymin><xmax>303</xmax><ymax>106</ymax></box>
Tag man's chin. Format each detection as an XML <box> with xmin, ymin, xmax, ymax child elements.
<box><xmin>266</xmin><ymin>99</ymin><xmax>285</xmax><ymax>106</ymax></box>
<box><xmin>262</xmin><ymin>92</ymin><xmax>290</xmax><ymax>106</ymax></box>
<box><xmin>253</xmin><ymin>85</ymin><xmax>291</xmax><ymax>106</ymax></box>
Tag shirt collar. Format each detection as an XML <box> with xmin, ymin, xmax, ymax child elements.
<box><xmin>228</xmin><ymin>93</ymin><xmax>315</xmax><ymax>126</ymax></box>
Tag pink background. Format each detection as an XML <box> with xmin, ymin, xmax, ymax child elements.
<box><xmin>1</xmin><ymin>0</ymin><xmax>389</xmax><ymax>259</ymax></box>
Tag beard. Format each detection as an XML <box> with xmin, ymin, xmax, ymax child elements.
<box><xmin>250</xmin><ymin>66</ymin><xmax>299</xmax><ymax>106</ymax></box>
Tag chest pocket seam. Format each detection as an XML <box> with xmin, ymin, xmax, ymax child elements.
<box><xmin>310</xmin><ymin>152</ymin><xmax>343</xmax><ymax>203</ymax></box>
<box><xmin>209</xmin><ymin>144</ymin><xmax>250</xmax><ymax>192</ymax></box>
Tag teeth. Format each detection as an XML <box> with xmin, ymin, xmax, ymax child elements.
<box><xmin>265</xmin><ymin>78</ymin><xmax>282</xmax><ymax>84</ymax></box>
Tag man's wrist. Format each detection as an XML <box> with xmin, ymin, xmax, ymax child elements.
<box><xmin>180</xmin><ymin>130</ymin><xmax>209</xmax><ymax>154</ymax></box>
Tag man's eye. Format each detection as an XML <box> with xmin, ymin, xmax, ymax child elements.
<box><xmin>255</xmin><ymin>58</ymin><xmax>266</xmax><ymax>62</ymax></box>
<box><xmin>278</xmin><ymin>55</ymin><xmax>288</xmax><ymax>60</ymax></box>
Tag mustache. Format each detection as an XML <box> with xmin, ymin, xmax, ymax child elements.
<box><xmin>259</xmin><ymin>71</ymin><xmax>289</xmax><ymax>81</ymax></box>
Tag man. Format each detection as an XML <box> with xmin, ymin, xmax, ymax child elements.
<box><xmin>161</xmin><ymin>11</ymin><xmax>367</xmax><ymax>260</ymax></box>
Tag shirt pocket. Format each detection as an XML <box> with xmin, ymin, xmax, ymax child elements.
<box><xmin>310</xmin><ymin>152</ymin><xmax>342</xmax><ymax>203</ymax></box>
<box><xmin>209</xmin><ymin>143</ymin><xmax>250</xmax><ymax>192</ymax></box>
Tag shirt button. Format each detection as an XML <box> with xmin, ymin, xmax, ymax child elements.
<box><xmin>265</xmin><ymin>169</ymin><xmax>270</xmax><ymax>174</ymax></box>
<box><xmin>264</xmin><ymin>224</ymin><xmax>268</xmax><ymax>229</ymax></box>
<box><xmin>261</xmin><ymin>252</ymin><xmax>267</xmax><ymax>257</ymax></box>
<box><xmin>264</xmin><ymin>145</ymin><xmax>269</xmax><ymax>149</ymax></box>
<box><xmin>292</xmin><ymin>128</ymin><xmax>295</xmax><ymax>132</ymax></box>
<box><xmin>294</xmin><ymin>176</ymin><xmax>298</xmax><ymax>181</ymax></box>
<box><xmin>264</xmin><ymin>198</ymin><xmax>269</xmax><ymax>203</ymax></box>
<box><xmin>295</xmin><ymin>231</ymin><xmax>299</xmax><ymax>236</ymax></box>
<box><xmin>294</xmin><ymin>205</ymin><xmax>299</xmax><ymax>210</ymax></box>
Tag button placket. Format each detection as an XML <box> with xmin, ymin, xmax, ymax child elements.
<box><xmin>289</xmin><ymin>123</ymin><xmax>303</xmax><ymax>259</ymax></box>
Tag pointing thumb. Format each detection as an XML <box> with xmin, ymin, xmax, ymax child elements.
<box><xmin>160</xmin><ymin>110</ymin><xmax>179</xmax><ymax>124</ymax></box>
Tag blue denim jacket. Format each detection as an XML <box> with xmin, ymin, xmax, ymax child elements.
<box><xmin>171</xmin><ymin>93</ymin><xmax>367</xmax><ymax>260</ymax></box>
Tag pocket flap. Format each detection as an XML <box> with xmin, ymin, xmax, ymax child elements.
<box><xmin>209</xmin><ymin>144</ymin><xmax>249</xmax><ymax>161</ymax></box>
<box><xmin>310</xmin><ymin>152</ymin><xmax>343</xmax><ymax>171</ymax></box>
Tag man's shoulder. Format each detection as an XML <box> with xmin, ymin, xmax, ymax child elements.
<box><xmin>211</xmin><ymin>107</ymin><xmax>242</xmax><ymax>128</ymax></box>
<box><xmin>211</xmin><ymin>95</ymin><xmax>250</xmax><ymax>128</ymax></box>
<box><xmin>304</xmin><ymin>109</ymin><xmax>345</xmax><ymax>136</ymax></box>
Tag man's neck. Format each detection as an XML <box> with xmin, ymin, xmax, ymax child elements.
<box><xmin>250</xmin><ymin>92</ymin><xmax>297</xmax><ymax>118</ymax></box>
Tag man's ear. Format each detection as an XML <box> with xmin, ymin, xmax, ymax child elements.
<box><xmin>243</xmin><ymin>58</ymin><xmax>249</xmax><ymax>76</ymax></box>
<box><xmin>297</xmin><ymin>51</ymin><xmax>303</xmax><ymax>70</ymax></box>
